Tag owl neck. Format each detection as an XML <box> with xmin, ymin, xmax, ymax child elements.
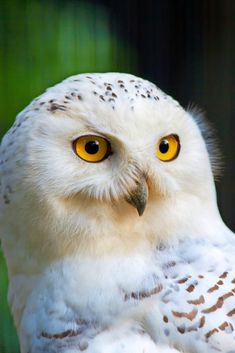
<box><xmin>3</xmin><ymin>178</ymin><xmax>232</xmax><ymax>277</ymax></box>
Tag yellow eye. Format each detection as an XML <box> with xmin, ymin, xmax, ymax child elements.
<box><xmin>73</xmin><ymin>135</ymin><xmax>111</xmax><ymax>163</ymax></box>
<box><xmin>156</xmin><ymin>134</ymin><xmax>180</xmax><ymax>162</ymax></box>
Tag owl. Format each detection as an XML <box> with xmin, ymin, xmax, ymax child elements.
<box><xmin>0</xmin><ymin>73</ymin><xmax>235</xmax><ymax>353</ymax></box>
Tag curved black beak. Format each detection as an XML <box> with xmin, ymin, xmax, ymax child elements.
<box><xmin>125</xmin><ymin>176</ymin><xmax>149</xmax><ymax>216</ymax></box>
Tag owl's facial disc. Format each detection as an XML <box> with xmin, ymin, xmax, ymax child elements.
<box><xmin>72</xmin><ymin>133</ymin><xmax>182</xmax><ymax>215</ymax></box>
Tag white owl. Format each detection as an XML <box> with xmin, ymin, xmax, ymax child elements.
<box><xmin>0</xmin><ymin>73</ymin><xmax>234</xmax><ymax>353</ymax></box>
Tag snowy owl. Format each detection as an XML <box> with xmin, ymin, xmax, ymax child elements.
<box><xmin>0</xmin><ymin>73</ymin><xmax>235</xmax><ymax>353</ymax></box>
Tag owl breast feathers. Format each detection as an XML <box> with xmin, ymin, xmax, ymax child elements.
<box><xmin>0</xmin><ymin>73</ymin><xmax>234</xmax><ymax>353</ymax></box>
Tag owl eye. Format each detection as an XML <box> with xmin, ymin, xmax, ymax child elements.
<box><xmin>73</xmin><ymin>135</ymin><xmax>111</xmax><ymax>163</ymax></box>
<box><xmin>156</xmin><ymin>134</ymin><xmax>180</xmax><ymax>161</ymax></box>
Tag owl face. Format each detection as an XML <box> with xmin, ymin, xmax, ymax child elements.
<box><xmin>0</xmin><ymin>73</ymin><xmax>220</xmax><ymax>265</ymax></box>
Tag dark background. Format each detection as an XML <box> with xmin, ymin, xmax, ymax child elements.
<box><xmin>0</xmin><ymin>1</ymin><xmax>234</xmax><ymax>352</ymax></box>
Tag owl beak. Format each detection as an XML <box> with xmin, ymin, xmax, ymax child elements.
<box><xmin>125</xmin><ymin>176</ymin><xmax>149</xmax><ymax>216</ymax></box>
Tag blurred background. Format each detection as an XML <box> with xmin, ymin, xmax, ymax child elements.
<box><xmin>0</xmin><ymin>0</ymin><xmax>234</xmax><ymax>352</ymax></box>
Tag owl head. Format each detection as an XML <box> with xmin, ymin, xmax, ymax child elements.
<box><xmin>0</xmin><ymin>73</ymin><xmax>226</xmax><ymax>274</ymax></box>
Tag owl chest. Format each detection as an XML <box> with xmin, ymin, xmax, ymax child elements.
<box><xmin>21</xmin><ymin>242</ymin><xmax>235</xmax><ymax>353</ymax></box>
<box><xmin>59</xmin><ymin>255</ymin><xmax>163</xmax><ymax>318</ymax></box>
<box><xmin>149</xmin><ymin>259</ymin><xmax>235</xmax><ymax>352</ymax></box>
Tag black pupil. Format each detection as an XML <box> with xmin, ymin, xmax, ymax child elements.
<box><xmin>85</xmin><ymin>141</ymin><xmax>99</xmax><ymax>154</ymax></box>
<box><xmin>159</xmin><ymin>140</ymin><xmax>169</xmax><ymax>154</ymax></box>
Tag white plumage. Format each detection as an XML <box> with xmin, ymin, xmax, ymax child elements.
<box><xmin>0</xmin><ymin>73</ymin><xmax>234</xmax><ymax>353</ymax></box>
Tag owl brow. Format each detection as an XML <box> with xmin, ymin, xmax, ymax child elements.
<box><xmin>81</xmin><ymin>123</ymin><xmax>117</xmax><ymax>140</ymax></box>
<box><xmin>83</xmin><ymin>128</ymin><xmax>154</xmax><ymax>152</ymax></box>
<box><xmin>81</xmin><ymin>124</ymin><xmax>156</xmax><ymax>153</ymax></box>
<box><xmin>78</xmin><ymin>120</ymin><xmax>156</xmax><ymax>153</ymax></box>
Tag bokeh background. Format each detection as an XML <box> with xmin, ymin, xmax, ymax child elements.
<box><xmin>0</xmin><ymin>0</ymin><xmax>234</xmax><ymax>352</ymax></box>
